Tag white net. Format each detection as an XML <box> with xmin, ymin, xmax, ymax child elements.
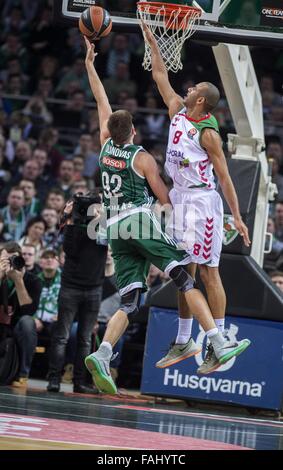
<box><xmin>137</xmin><ymin>2</ymin><xmax>201</xmax><ymax>73</ymax></box>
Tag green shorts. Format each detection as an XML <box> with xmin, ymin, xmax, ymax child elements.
<box><xmin>107</xmin><ymin>209</ymin><xmax>190</xmax><ymax>295</ymax></box>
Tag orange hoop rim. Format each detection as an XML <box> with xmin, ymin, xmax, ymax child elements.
<box><xmin>137</xmin><ymin>2</ymin><xmax>202</xmax><ymax>19</ymax></box>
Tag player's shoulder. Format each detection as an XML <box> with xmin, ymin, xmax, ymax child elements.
<box><xmin>202</xmin><ymin>113</ymin><xmax>219</xmax><ymax>129</ymax></box>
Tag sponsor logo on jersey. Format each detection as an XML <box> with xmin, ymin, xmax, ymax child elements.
<box><xmin>166</xmin><ymin>149</ymin><xmax>184</xmax><ymax>158</ymax></box>
<box><xmin>179</xmin><ymin>158</ymin><xmax>190</xmax><ymax>168</ymax></box>
<box><xmin>223</xmin><ymin>214</ymin><xmax>238</xmax><ymax>245</ymax></box>
<box><xmin>102</xmin><ymin>156</ymin><xmax>126</xmax><ymax>169</ymax></box>
<box><xmin>187</xmin><ymin>128</ymin><xmax>197</xmax><ymax>140</ymax></box>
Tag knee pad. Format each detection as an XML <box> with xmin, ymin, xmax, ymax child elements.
<box><xmin>120</xmin><ymin>288</ymin><xmax>141</xmax><ymax>323</ymax></box>
<box><xmin>169</xmin><ymin>266</ymin><xmax>195</xmax><ymax>292</ymax></box>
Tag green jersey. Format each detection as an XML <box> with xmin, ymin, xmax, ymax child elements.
<box><xmin>100</xmin><ymin>138</ymin><xmax>155</xmax><ymax>218</ymax></box>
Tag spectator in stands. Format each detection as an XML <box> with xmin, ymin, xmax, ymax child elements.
<box><xmin>0</xmin><ymin>214</ymin><xmax>6</xmax><ymax>244</ymax></box>
<box><xmin>47</xmin><ymin>197</ymin><xmax>107</xmax><ymax>394</ymax></box>
<box><xmin>143</xmin><ymin>95</ymin><xmax>167</xmax><ymax>145</ymax></box>
<box><xmin>20</xmin><ymin>159</ymin><xmax>40</xmax><ymax>182</ymax></box>
<box><xmin>0</xmin><ymin>241</ymin><xmax>42</xmax><ymax>389</ymax></box>
<box><xmin>103</xmin><ymin>61</ymin><xmax>137</xmax><ymax>104</ymax></box>
<box><xmin>60</xmin><ymin>28</ymin><xmax>84</xmax><ymax>67</ymax></box>
<box><xmin>5</xmin><ymin>74</ymin><xmax>26</xmax><ymax>112</ymax></box>
<box><xmin>275</xmin><ymin>201</ymin><xmax>283</xmax><ymax>242</ymax></box>
<box><xmin>19</xmin><ymin>216</ymin><xmax>47</xmax><ymax>261</ymax></box>
<box><xmin>29</xmin><ymin>5</ymin><xmax>58</xmax><ymax>61</ymax></box>
<box><xmin>38</xmin><ymin>128</ymin><xmax>65</xmax><ymax>178</ymax></box>
<box><xmin>55</xmin><ymin>160</ymin><xmax>75</xmax><ymax>200</ymax></box>
<box><xmin>2</xmin><ymin>6</ymin><xmax>27</xmax><ymax>36</ymax></box>
<box><xmin>45</xmin><ymin>188</ymin><xmax>65</xmax><ymax>214</ymax></box>
<box><xmin>270</xmin><ymin>271</ymin><xmax>283</xmax><ymax>294</ymax></box>
<box><xmin>19</xmin><ymin>179</ymin><xmax>41</xmax><ymax>219</ymax></box>
<box><xmin>123</xmin><ymin>98</ymin><xmax>145</xmax><ymax>129</ymax></box>
<box><xmin>260</xmin><ymin>76</ymin><xmax>282</xmax><ymax>107</ymax></box>
<box><xmin>37</xmin><ymin>55</ymin><xmax>59</xmax><ymax>84</ymax></box>
<box><xmin>0</xmin><ymin>186</ymin><xmax>26</xmax><ymax>241</ymax></box>
<box><xmin>22</xmin><ymin>243</ymin><xmax>41</xmax><ymax>276</ymax></box>
<box><xmin>267</xmin><ymin>141</ymin><xmax>283</xmax><ymax>172</ymax></box>
<box><xmin>32</xmin><ymin>147</ymin><xmax>56</xmax><ymax>197</ymax></box>
<box><xmin>0</xmin><ymin>34</ymin><xmax>28</xmax><ymax>73</ymax></box>
<box><xmin>270</xmin><ymin>157</ymin><xmax>283</xmax><ymax>201</ymax></box>
<box><xmin>9</xmin><ymin>140</ymin><xmax>32</xmax><ymax>175</ymax></box>
<box><xmin>36</xmin><ymin>76</ymin><xmax>54</xmax><ymax>100</ymax></box>
<box><xmin>87</xmin><ymin>109</ymin><xmax>99</xmax><ymax>133</ymax></box>
<box><xmin>70</xmin><ymin>179</ymin><xmax>89</xmax><ymax>197</ymax></box>
<box><xmin>2</xmin><ymin>0</ymin><xmax>41</xmax><ymax>24</ymax></box>
<box><xmin>264</xmin><ymin>217</ymin><xmax>283</xmax><ymax>272</ymax></box>
<box><xmin>0</xmin><ymin>135</ymin><xmax>11</xmax><ymax>196</ymax></box>
<box><xmin>73</xmin><ymin>155</ymin><xmax>85</xmax><ymax>181</ymax></box>
<box><xmin>74</xmin><ymin>133</ymin><xmax>99</xmax><ymax>179</ymax></box>
<box><xmin>41</xmin><ymin>208</ymin><xmax>59</xmax><ymax>245</ymax></box>
<box><xmin>13</xmin><ymin>159</ymin><xmax>47</xmax><ymax>204</ymax></box>
<box><xmin>22</xmin><ymin>94</ymin><xmax>53</xmax><ymax>131</ymax></box>
<box><xmin>0</xmin><ymin>56</ymin><xmax>28</xmax><ymax>87</ymax></box>
<box><xmin>97</xmin><ymin>33</ymin><xmax>141</xmax><ymax>82</ymax></box>
<box><xmin>55</xmin><ymin>57</ymin><xmax>89</xmax><ymax>99</ymax></box>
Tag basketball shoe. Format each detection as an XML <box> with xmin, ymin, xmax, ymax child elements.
<box><xmin>198</xmin><ymin>337</ymin><xmax>251</xmax><ymax>374</ymax></box>
<box><xmin>85</xmin><ymin>344</ymin><xmax>117</xmax><ymax>395</ymax></box>
<box><xmin>155</xmin><ymin>337</ymin><xmax>201</xmax><ymax>368</ymax></box>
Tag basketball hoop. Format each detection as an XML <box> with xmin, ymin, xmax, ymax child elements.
<box><xmin>137</xmin><ymin>1</ymin><xmax>201</xmax><ymax>73</ymax></box>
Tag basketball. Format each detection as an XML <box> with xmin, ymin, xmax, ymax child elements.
<box><xmin>79</xmin><ymin>6</ymin><xmax>112</xmax><ymax>41</ymax></box>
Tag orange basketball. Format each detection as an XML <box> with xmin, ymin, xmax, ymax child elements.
<box><xmin>79</xmin><ymin>6</ymin><xmax>112</xmax><ymax>41</ymax></box>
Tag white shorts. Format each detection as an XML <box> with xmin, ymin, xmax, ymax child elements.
<box><xmin>167</xmin><ymin>188</ymin><xmax>224</xmax><ymax>267</ymax></box>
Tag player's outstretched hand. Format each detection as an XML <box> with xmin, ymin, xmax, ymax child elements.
<box><xmin>140</xmin><ymin>19</ymin><xmax>157</xmax><ymax>47</ymax></box>
<box><xmin>234</xmin><ymin>218</ymin><xmax>251</xmax><ymax>247</ymax></box>
<box><xmin>84</xmin><ymin>36</ymin><xmax>97</xmax><ymax>64</ymax></box>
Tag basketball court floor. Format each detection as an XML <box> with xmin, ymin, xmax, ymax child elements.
<box><xmin>0</xmin><ymin>380</ymin><xmax>282</xmax><ymax>450</ymax></box>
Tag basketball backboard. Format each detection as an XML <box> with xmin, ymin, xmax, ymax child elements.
<box><xmin>54</xmin><ymin>0</ymin><xmax>283</xmax><ymax>46</ymax></box>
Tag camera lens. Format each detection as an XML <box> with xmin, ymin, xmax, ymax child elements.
<box><xmin>10</xmin><ymin>255</ymin><xmax>25</xmax><ymax>271</ymax></box>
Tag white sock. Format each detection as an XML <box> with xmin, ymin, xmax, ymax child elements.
<box><xmin>206</xmin><ymin>327</ymin><xmax>219</xmax><ymax>338</ymax></box>
<box><xmin>207</xmin><ymin>329</ymin><xmax>225</xmax><ymax>349</ymax></box>
<box><xmin>215</xmin><ymin>318</ymin><xmax>225</xmax><ymax>334</ymax></box>
<box><xmin>176</xmin><ymin>318</ymin><xmax>193</xmax><ymax>344</ymax></box>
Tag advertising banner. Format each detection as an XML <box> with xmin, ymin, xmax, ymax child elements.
<box><xmin>141</xmin><ymin>308</ymin><xmax>283</xmax><ymax>410</ymax></box>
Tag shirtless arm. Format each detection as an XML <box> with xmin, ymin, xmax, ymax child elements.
<box><xmin>84</xmin><ymin>37</ymin><xmax>111</xmax><ymax>145</ymax></box>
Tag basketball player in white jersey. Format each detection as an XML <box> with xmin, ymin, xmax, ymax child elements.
<box><xmin>142</xmin><ymin>23</ymin><xmax>250</xmax><ymax>373</ymax></box>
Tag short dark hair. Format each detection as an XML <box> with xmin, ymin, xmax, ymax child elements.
<box><xmin>41</xmin><ymin>248</ymin><xmax>58</xmax><ymax>259</ymax></box>
<box><xmin>24</xmin><ymin>216</ymin><xmax>47</xmax><ymax>236</ymax></box>
<box><xmin>0</xmin><ymin>241</ymin><xmax>22</xmax><ymax>255</ymax></box>
<box><xmin>270</xmin><ymin>270</ymin><xmax>283</xmax><ymax>279</ymax></box>
<box><xmin>47</xmin><ymin>188</ymin><xmax>65</xmax><ymax>198</ymax></box>
<box><xmin>9</xmin><ymin>186</ymin><xmax>24</xmax><ymax>195</ymax></box>
<box><xmin>107</xmin><ymin>110</ymin><xmax>133</xmax><ymax>145</ymax></box>
<box><xmin>202</xmin><ymin>82</ymin><xmax>220</xmax><ymax>112</ymax></box>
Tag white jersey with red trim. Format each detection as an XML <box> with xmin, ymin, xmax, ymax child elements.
<box><xmin>165</xmin><ymin>109</ymin><xmax>219</xmax><ymax>190</ymax></box>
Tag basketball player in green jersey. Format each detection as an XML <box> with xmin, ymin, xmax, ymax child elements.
<box><xmin>142</xmin><ymin>23</ymin><xmax>251</xmax><ymax>374</ymax></box>
<box><xmin>83</xmin><ymin>37</ymin><xmax>250</xmax><ymax>394</ymax></box>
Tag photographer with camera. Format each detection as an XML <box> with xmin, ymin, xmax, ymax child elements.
<box><xmin>47</xmin><ymin>192</ymin><xmax>107</xmax><ymax>394</ymax></box>
<box><xmin>0</xmin><ymin>242</ymin><xmax>42</xmax><ymax>387</ymax></box>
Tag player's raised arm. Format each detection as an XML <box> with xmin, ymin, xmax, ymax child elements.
<box><xmin>84</xmin><ymin>37</ymin><xmax>112</xmax><ymax>145</ymax></box>
<box><xmin>141</xmin><ymin>21</ymin><xmax>183</xmax><ymax>119</ymax></box>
